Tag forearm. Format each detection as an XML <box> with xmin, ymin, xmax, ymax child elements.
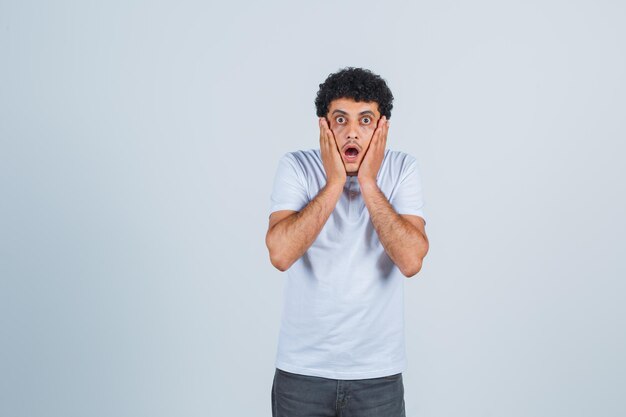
<box><xmin>266</xmin><ymin>182</ymin><xmax>343</xmax><ymax>271</ymax></box>
<box><xmin>359</xmin><ymin>179</ymin><xmax>428</xmax><ymax>277</ymax></box>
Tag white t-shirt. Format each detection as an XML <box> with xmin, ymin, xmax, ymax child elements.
<box><xmin>269</xmin><ymin>148</ymin><xmax>427</xmax><ymax>380</ymax></box>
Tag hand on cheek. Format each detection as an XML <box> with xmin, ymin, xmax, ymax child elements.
<box><xmin>358</xmin><ymin>116</ymin><xmax>388</xmax><ymax>184</ymax></box>
<box><xmin>319</xmin><ymin>117</ymin><xmax>347</xmax><ymax>187</ymax></box>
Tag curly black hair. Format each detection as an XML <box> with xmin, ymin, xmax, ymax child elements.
<box><xmin>315</xmin><ymin>67</ymin><xmax>394</xmax><ymax>119</ymax></box>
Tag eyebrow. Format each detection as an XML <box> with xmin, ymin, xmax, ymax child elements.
<box><xmin>331</xmin><ymin>109</ymin><xmax>377</xmax><ymax>117</ymax></box>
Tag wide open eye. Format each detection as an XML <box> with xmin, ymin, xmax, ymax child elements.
<box><xmin>335</xmin><ymin>116</ymin><xmax>346</xmax><ymax>124</ymax></box>
<box><xmin>361</xmin><ymin>117</ymin><xmax>371</xmax><ymax>125</ymax></box>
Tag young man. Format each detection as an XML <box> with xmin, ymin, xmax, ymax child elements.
<box><xmin>266</xmin><ymin>67</ymin><xmax>429</xmax><ymax>417</ymax></box>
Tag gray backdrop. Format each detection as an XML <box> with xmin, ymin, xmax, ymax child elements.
<box><xmin>1</xmin><ymin>1</ymin><xmax>624</xmax><ymax>416</ymax></box>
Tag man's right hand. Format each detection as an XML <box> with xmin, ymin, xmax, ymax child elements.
<box><xmin>319</xmin><ymin>117</ymin><xmax>346</xmax><ymax>188</ymax></box>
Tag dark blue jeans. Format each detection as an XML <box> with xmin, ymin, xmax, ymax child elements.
<box><xmin>271</xmin><ymin>368</ymin><xmax>406</xmax><ymax>417</ymax></box>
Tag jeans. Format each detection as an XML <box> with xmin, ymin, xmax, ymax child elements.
<box><xmin>271</xmin><ymin>368</ymin><xmax>406</xmax><ymax>417</ymax></box>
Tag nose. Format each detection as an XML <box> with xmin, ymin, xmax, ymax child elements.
<box><xmin>346</xmin><ymin>120</ymin><xmax>359</xmax><ymax>140</ymax></box>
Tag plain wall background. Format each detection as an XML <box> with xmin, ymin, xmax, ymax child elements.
<box><xmin>1</xmin><ymin>1</ymin><xmax>625</xmax><ymax>416</ymax></box>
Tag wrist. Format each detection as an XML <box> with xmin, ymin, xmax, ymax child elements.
<box><xmin>324</xmin><ymin>180</ymin><xmax>345</xmax><ymax>193</ymax></box>
<box><xmin>357</xmin><ymin>176</ymin><xmax>378</xmax><ymax>190</ymax></box>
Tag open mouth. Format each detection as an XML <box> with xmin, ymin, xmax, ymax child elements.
<box><xmin>343</xmin><ymin>146</ymin><xmax>359</xmax><ymax>163</ymax></box>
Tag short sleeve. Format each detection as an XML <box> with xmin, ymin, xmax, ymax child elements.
<box><xmin>390</xmin><ymin>156</ymin><xmax>427</xmax><ymax>225</ymax></box>
<box><xmin>269</xmin><ymin>153</ymin><xmax>310</xmax><ymax>215</ymax></box>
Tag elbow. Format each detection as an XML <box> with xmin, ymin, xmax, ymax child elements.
<box><xmin>400</xmin><ymin>258</ymin><xmax>424</xmax><ymax>278</ymax></box>
<box><xmin>400</xmin><ymin>261</ymin><xmax>422</xmax><ymax>278</ymax></box>
<box><xmin>403</xmin><ymin>240</ymin><xmax>429</xmax><ymax>277</ymax></box>
<box><xmin>269</xmin><ymin>252</ymin><xmax>291</xmax><ymax>272</ymax></box>
<box><xmin>266</xmin><ymin>233</ymin><xmax>292</xmax><ymax>272</ymax></box>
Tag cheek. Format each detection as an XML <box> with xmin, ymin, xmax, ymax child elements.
<box><xmin>331</xmin><ymin>123</ymin><xmax>345</xmax><ymax>133</ymax></box>
<box><xmin>361</xmin><ymin>125</ymin><xmax>375</xmax><ymax>139</ymax></box>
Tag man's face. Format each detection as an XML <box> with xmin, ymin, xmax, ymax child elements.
<box><xmin>326</xmin><ymin>97</ymin><xmax>381</xmax><ymax>176</ymax></box>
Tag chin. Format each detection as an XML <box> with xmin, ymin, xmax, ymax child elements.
<box><xmin>345</xmin><ymin>163</ymin><xmax>360</xmax><ymax>176</ymax></box>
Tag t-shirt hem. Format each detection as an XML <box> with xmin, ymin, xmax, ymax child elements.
<box><xmin>275</xmin><ymin>359</ymin><xmax>406</xmax><ymax>380</ymax></box>
<box><xmin>395</xmin><ymin>210</ymin><xmax>426</xmax><ymax>225</ymax></box>
<box><xmin>269</xmin><ymin>204</ymin><xmax>303</xmax><ymax>214</ymax></box>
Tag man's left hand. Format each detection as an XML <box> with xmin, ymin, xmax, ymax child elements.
<box><xmin>358</xmin><ymin>116</ymin><xmax>388</xmax><ymax>185</ymax></box>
